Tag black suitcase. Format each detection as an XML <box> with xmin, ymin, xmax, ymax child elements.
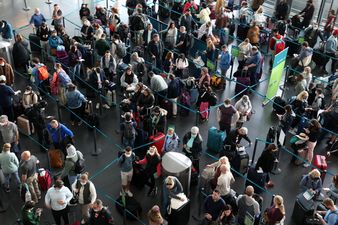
<box><xmin>292</xmin><ymin>193</ymin><xmax>315</xmax><ymax>224</ymax></box>
<box><xmin>231</xmin><ymin>148</ymin><xmax>249</xmax><ymax>176</ymax></box>
<box><xmin>115</xmin><ymin>196</ymin><xmax>142</xmax><ymax>220</ymax></box>
<box><xmin>245</xmin><ymin>167</ymin><xmax>267</xmax><ymax>194</ymax></box>
<box><xmin>168</xmin><ymin>200</ymin><xmax>190</xmax><ymax>225</ymax></box>
<box><xmin>29</xmin><ymin>33</ymin><xmax>41</xmax><ymax>54</ymax></box>
<box><xmin>134</xmin><ymin>128</ymin><xmax>149</xmax><ymax>158</ymax></box>
<box><xmin>237</xmin><ymin>25</ymin><xmax>249</xmax><ymax>42</ymax></box>
<box><xmin>130</xmin><ymin>163</ymin><xmax>146</xmax><ymax>189</ymax></box>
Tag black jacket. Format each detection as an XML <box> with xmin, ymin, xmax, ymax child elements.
<box><xmin>88</xmin><ymin>70</ymin><xmax>107</xmax><ymax>90</ymax></box>
<box><xmin>255</xmin><ymin>150</ymin><xmax>276</xmax><ymax>173</ymax></box>
<box><xmin>183</xmin><ymin>131</ymin><xmax>203</xmax><ymax>157</ymax></box>
<box><xmin>147</xmin><ymin>40</ymin><xmax>164</xmax><ymax>58</ymax></box>
<box><xmin>13</xmin><ymin>41</ymin><xmax>30</xmax><ymax>67</ymax></box>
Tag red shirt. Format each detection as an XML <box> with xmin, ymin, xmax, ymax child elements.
<box><xmin>269</xmin><ymin>34</ymin><xmax>283</xmax><ymax>52</ymax></box>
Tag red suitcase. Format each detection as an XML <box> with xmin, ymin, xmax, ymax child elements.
<box><xmin>149</xmin><ymin>132</ymin><xmax>165</xmax><ymax>155</ymax></box>
<box><xmin>313</xmin><ymin>155</ymin><xmax>327</xmax><ymax>181</ymax></box>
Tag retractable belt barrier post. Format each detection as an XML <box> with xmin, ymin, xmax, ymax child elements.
<box><xmin>92</xmin><ymin>126</ymin><xmax>102</xmax><ymax>156</ymax></box>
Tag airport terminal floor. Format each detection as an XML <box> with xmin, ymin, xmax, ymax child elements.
<box><xmin>0</xmin><ymin>0</ymin><xmax>338</xmax><ymax>225</ymax></box>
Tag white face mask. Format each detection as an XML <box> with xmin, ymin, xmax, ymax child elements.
<box><xmin>0</xmin><ymin>62</ymin><xmax>4</xmax><ymax>66</ymax></box>
<box><xmin>80</xmin><ymin>181</ymin><xmax>87</xmax><ymax>186</ymax></box>
<box><xmin>125</xmin><ymin>152</ymin><xmax>132</xmax><ymax>157</ymax></box>
<box><xmin>148</xmin><ymin>150</ymin><xmax>155</xmax><ymax>156</ymax></box>
<box><xmin>191</xmin><ymin>134</ymin><xmax>197</xmax><ymax>138</ymax></box>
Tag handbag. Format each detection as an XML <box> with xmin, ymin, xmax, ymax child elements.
<box><xmin>201</xmin><ymin>167</ymin><xmax>215</xmax><ymax>180</ymax></box>
<box><xmin>262</xmin><ymin>211</ymin><xmax>270</xmax><ymax>224</ymax></box>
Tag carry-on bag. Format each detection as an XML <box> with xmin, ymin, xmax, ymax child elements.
<box><xmin>149</xmin><ymin>132</ymin><xmax>165</xmax><ymax>155</ymax></box>
<box><xmin>207</xmin><ymin>127</ymin><xmax>226</xmax><ymax>153</ymax></box>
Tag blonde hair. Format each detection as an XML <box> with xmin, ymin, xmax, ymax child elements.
<box><xmin>207</xmin><ymin>39</ymin><xmax>215</xmax><ymax>49</ymax></box>
<box><xmin>2</xmin><ymin>143</ymin><xmax>11</xmax><ymax>152</ymax></box>
<box><xmin>80</xmin><ymin>172</ymin><xmax>89</xmax><ymax>180</ymax></box>
<box><xmin>215</xmin><ymin>0</ymin><xmax>224</xmax><ymax>15</ymax></box>
<box><xmin>149</xmin><ymin>146</ymin><xmax>160</xmax><ymax>156</ymax></box>
<box><xmin>296</xmin><ymin>91</ymin><xmax>309</xmax><ymax>101</ymax></box>
<box><xmin>274</xmin><ymin>195</ymin><xmax>285</xmax><ymax>214</ymax></box>
<box><xmin>309</xmin><ymin>169</ymin><xmax>321</xmax><ymax>179</ymax></box>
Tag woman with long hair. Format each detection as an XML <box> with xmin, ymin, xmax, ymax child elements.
<box><xmin>148</xmin><ymin>205</ymin><xmax>166</xmax><ymax>225</ymax></box>
<box><xmin>136</xmin><ymin>146</ymin><xmax>161</xmax><ymax>196</ymax></box>
<box><xmin>303</xmin><ymin>119</ymin><xmax>321</xmax><ymax>167</ymax></box>
<box><xmin>264</xmin><ymin>195</ymin><xmax>285</xmax><ymax>225</ymax></box>
<box><xmin>218</xmin><ymin>204</ymin><xmax>236</xmax><ymax>225</ymax></box>
<box><xmin>164</xmin><ymin>22</ymin><xmax>178</xmax><ymax>49</ymax></box>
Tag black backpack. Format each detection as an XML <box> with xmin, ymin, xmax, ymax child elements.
<box><xmin>74</xmin><ymin>152</ymin><xmax>85</xmax><ymax>174</ymax></box>
<box><xmin>124</xmin><ymin>121</ymin><xmax>136</xmax><ymax>140</ymax></box>
<box><xmin>136</xmin><ymin>62</ymin><xmax>146</xmax><ymax>76</ymax></box>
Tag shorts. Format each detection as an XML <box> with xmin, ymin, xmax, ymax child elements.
<box><xmin>121</xmin><ymin>170</ymin><xmax>133</xmax><ymax>186</ymax></box>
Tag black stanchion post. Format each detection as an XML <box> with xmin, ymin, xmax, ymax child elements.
<box><xmin>62</xmin><ymin>17</ymin><xmax>65</xmax><ymax>28</ymax></box>
<box><xmin>45</xmin><ymin>0</ymin><xmax>53</xmax><ymax>4</ymax></box>
<box><xmin>98</xmin><ymin>91</ymin><xmax>103</xmax><ymax>116</ymax></box>
<box><xmin>281</xmin><ymin>66</ymin><xmax>289</xmax><ymax>99</ymax></box>
<box><xmin>251</xmin><ymin>139</ymin><xmax>258</xmax><ymax>166</ymax></box>
<box><xmin>23</xmin><ymin>0</ymin><xmax>30</xmax><ymax>11</ymax></box>
<box><xmin>56</xmin><ymin>99</ymin><xmax>62</xmax><ymax>123</ymax></box>
<box><xmin>106</xmin><ymin>0</ymin><xmax>109</xmax><ymax>10</ymax></box>
<box><xmin>195</xmin><ymin>110</ymin><xmax>199</xmax><ymax>126</ymax></box>
<box><xmin>92</xmin><ymin>126</ymin><xmax>102</xmax><ymax>156</ymax></box>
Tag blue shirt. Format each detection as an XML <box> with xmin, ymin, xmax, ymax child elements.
<box><xmin>203</xmin><ymin>195</ymin><xmax>226</xmax><ymax>220</ymax></box>
<box><xmin>0</xmin><ymin>84</ymin><xmax>15</xmax><ymax>107</ymax></box>
<box><xmin>246</xmin><ymin>51</ymin><xmax>262</xmax><ymax>74</ymax></box>
<box><xmin>66</xmin><ymin>90</ymin><xmax>86</xmax><ymax>109</ymax></box>
<box><xmin>219</xmin><ymin>51</ymin><xmax>231</xmax><ymax>70</ymax></box>
<box><xmin>324</xmin><ymin>209</ymin><xmax>338</xmax><ymax>225</ymax></box>
<box><xmin>29</xmin><ymin>14</ymin><xmax>46</xmax><ymax>27</ymax></box>
<box><xmin>0</xmin><ymin>21</ymin><xmax>13</xmax><ymax>39</ymax></box>
<box><xmin>58</xmin><ymin>71</ymin><xmax>71</xmax><ymax>87</ymax></box>
<box><xmin>47</xmin><ymin>123</ymin><xmax>74</xmax><ymax>144</ymax></box>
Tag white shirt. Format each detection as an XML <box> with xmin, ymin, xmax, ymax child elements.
<box><xmin>45</xmin><ymin>186</ymin><xmax>73</xmax><ymax>211</ymax></box>
<box><xmin>147</xmin><ymin>30</ymin><xmax>152</xmax><ymax>44</ymax></box>
<box><xmin>217</xmin><ymin>172</ymin><xmax>235</xmax><ymax>196</ymax></box>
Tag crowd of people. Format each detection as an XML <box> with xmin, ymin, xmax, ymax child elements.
<box><xmin>0</xmin><ymin>0</ymin><xmax>338</xmax><ymax>225</ymax></box>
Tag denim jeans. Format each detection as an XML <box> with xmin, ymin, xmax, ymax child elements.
<box><xmin>123</xmin><ymin>137</ymin><xmax>135</xmax><ymax>148</ymax></box>
<box><xmin>69</xmin><ymin>63</ymin><xmax>81</xmax><ymax>82</ymax></box>
<box><xmin>4</xmin><ymin>171</ymin><xmax>20</xmax><ymax>189</ymax></box>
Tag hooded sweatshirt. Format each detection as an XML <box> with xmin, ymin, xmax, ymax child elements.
<box><xmin>237</xmin><ymin>194</ymin><xmax>260</xmax><ymax>224</ymax></box>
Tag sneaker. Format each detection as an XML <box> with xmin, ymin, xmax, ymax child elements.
<box><xmin>81</xmin><ymin>219</ymin><xmax>86</xmax><ymax>225</ymax></box>
<box><xmin>78</xmin><ymin>121</ymin><xmax>83</xmax><ymax>126</ymax></box>
<box><xmin>126</xmin><ymin>190</ymin><xmax>133</xmax><ymax>197</ymax></box>
<box><xmin>5</xmin><ymin>188</ymin><xmax>10</xmax><ymax>193</ymax></box>
<box><xmin>303</xmin><ymin>163</ymin><xmax>310</xmax><ymax>168</ymax></box>
<box><xmin>102</xmin><ymin>104</ymin><xmax>110</xmax><ymax>109</ymax></box>
<box><xmin>96</xmin><ymin>103</ymin><xmax>100</xmax><ymax>109</ymax></box>
<box><xmin>266</xmin><ymin>181</ymin><xmax>274</xmax><ymax>188</ymax></box>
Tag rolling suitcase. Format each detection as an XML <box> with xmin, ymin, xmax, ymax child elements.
<box><xmin>131</xmin><ymin>163</ymin><xmax>146</xmax><ymax>189</ymax></box>
<box><xmin>149</xmin><ymin>132</ymin><xmax>165</xmax><ymax>155</ymax></box>
<box><xmin>292</xmin><ymin>192</ymin><xmax>315</xmax><ymax>224</ymax></box>
<box><xmin>17</xmin><ymin>115</ymin><xmax>33</xmax><ymax>136</ymax></box>
<box><xmin>312</xmin><ymin>49</ymin><xmax>329</xmax><ymax>68</ymax></box>
<box><xmin>313</xmin><ymin>155</ymin><xmax>327</xmax><ymax>181</ymax></box>
<box><xmin>115</xmin><ymin>195</ymin><xmax>142</xmax><ymax>220</ymax></box>
<box><xmin>245</xmin><ymin>167</ymin><xmax>267</xmax><ymax>194</ymax></box>
<box><xmin>231</xmin><ymin>147</ymin><xmax>249</xmax><ymax>176</ymax></box>
<box><xmin>134</xmin><ymin>128</ymin><xmax>149</xmax><ymax>158</ymax></box>
<box><xmin>207</xmin><ymin>127</ymin><xmax>226</xmax><ymax>153</ymax></box>
<box><xmin>29</xmin><ymin>33</ymin><xmax>41</xmax><ymax>54</ymax></box>
<box><xmin>235</xmin><ymin>70</ymin><xmax>250</xmax><ymax>96</ymax></box>
<box><xmin>168</xmin><ymin>199</ymin><xmax>190</xmax><ymax>225</ymax></box>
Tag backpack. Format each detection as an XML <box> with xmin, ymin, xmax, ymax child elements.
<box><xmin>209</xmin><ymin>92</ymin><xmax>218</xmax><ymax>106</ymax></box>
<box><xmin>37</xmin><ymin>168</ymin><xmax>52</xmax><ymax>191</ymax></box>
<box><xmin>273</xmin><ymin>36</ymin><xmax>285</xmax><ymax>54</ymax></box>
<box><xmin>124</xmin><ymin>121</ymin><xmax>136</xmax><ymax>140</ymax></box>
<box><xmin>114</xmin><ymin>42</ymin><xmax>127</xmax><ymax>58</ymax></box>
<box><xmin>37</xmin><ymin>66</ymin><xmax>49</xmax><ymax>81</ymax></box>
<box><xmin>74</xmin><ymin>152</ymin><xmax>85</xmax><ymax>174</ymax></box>
<box><xmin>132</xmin><ymin>14</ymin><xmax>146</xmax><ymax>31</ymax></box>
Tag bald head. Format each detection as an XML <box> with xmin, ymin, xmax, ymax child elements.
<box><xmin>21</xmin><ymin>151</ymin><xmax>31</xmax><ymax>161</ymax></box>
<box><xmin>245</xmin><ymin>185</ymin><xmax>254</xmax><ymax>196</ymax></box>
